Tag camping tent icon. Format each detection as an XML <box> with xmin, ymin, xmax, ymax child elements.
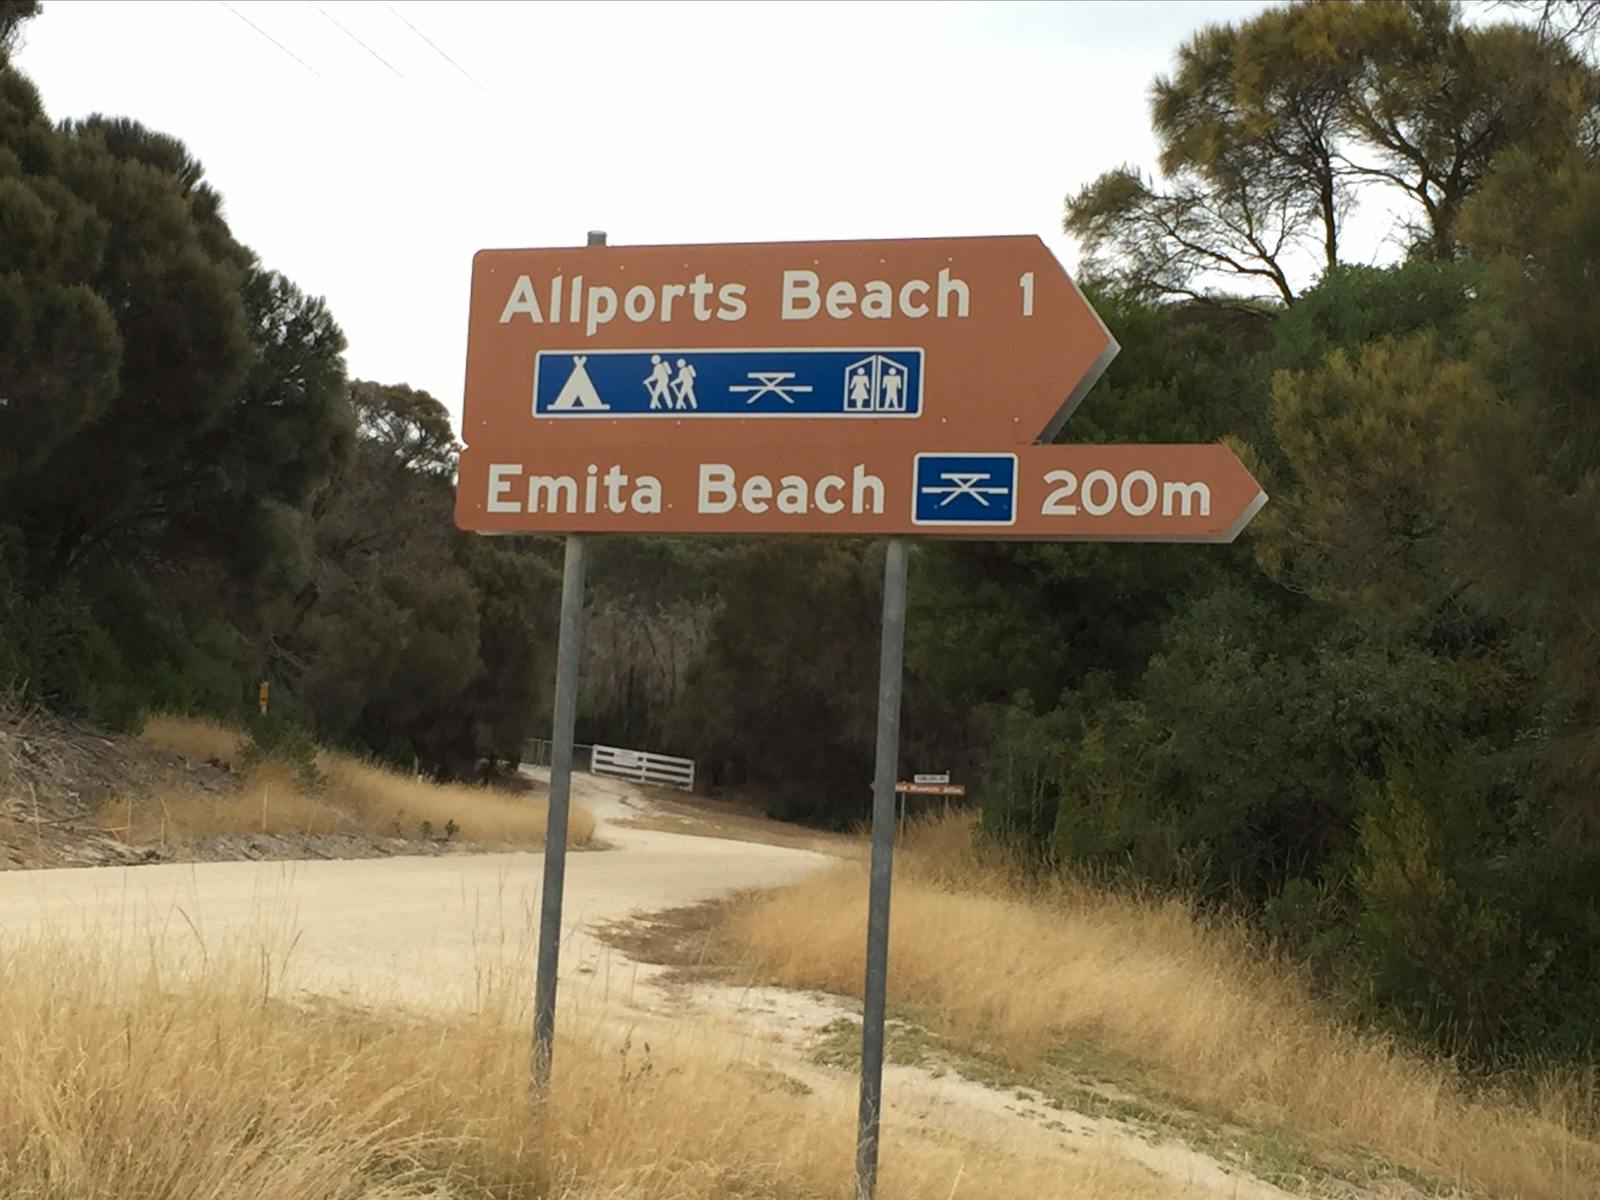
<box><xmin>548</xmin><ymin>355</ymin><xmax>610</xmax><ymax>412</ymax></box>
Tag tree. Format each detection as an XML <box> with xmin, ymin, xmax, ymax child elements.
<box><xmin>0</xmin><ymin>60</ymin><xmax>121</xmax><ymax>488</ymax></box>
<box><xmin>4</xmin><ymin>114</ymin><xmax>256</xmax><ymax>581</ymax></box>
<box><xmin>1066</xmin><ymin>165</ymin><xmax>1307</xmax><ymax>303</ymax></box>
<box><xmin>1337</xmin><ymin>6</ymin><xmax>1596</xmax><ymax>258</ymax></box>
<box><xmin>1070</xmin><ymin>1</ymin><xmax>1598</xmax><ymax>299</ymax></box>
<box><xmin>0</xmin><ymin>2</ymin><xmax>38</xmax><ymax>59</ymax></box>
<box><xmin>352</xmin><ymin>380</ymin><xmax>456</xmax><ymax>477</ymax></box>
<box><xmin>1070</xmin><ymin>0</ymin><xmax>1366</xmax><ymax>303</ymax></box>
<box><xmin>0</xmin><ymin>56</ymin><xmax>351</xmax><ymax>728</ymax></box>
<box><xmin>452</xmin><ymin>537</ymin><xmax>560</xmax><ymax>770</ymax></box>
<box><xmin>670</xmin><ymin>540</ymin><xmax>882</xmax><ymax>825</ymax></box>
<box><xmin>0</xmin><ymin>110</ymin><xmax>352</xmax><ymax>599</ymax></box>
<box><xmin>1055</xmin><ymin>119</ymin><xmax>1600</xmax><ymax>1056</ymax></box>
<box><xmin>165</xmin><ymin>270</ymin><xmax>351</xmax><ymax>590</ymax></box>
<box><xmin>273</xmin><ymin>381</ymin><xmax>471</xmax><ymax>741</ymax></box>
<box><xmin>1446</xmin><ymin>148</ymin><xmax>1600</xmax><ymax>835</ymax></box>
<box><xmin>579</xmin><ymin>537</ymin><xmax>721</xmax><ymax>751</ymax></box>
<box><xmin>272</xmin><ymin>380</ymin><xmax>552</xmax><ymax>776</ymax></box>
<box><xmin>0</xmin><ymin>50</ymin><xmax>548</xmax><ymax>770</ymax></box>
<box><xmin>1253</xmin><ymin>332</ymin><xmax>1491</xmax><ymax>621</ymax></box>
<box><xmin>1513</xmin><ymin>0</ymin><xmax>1600</xmax><ymax>60</ymax></box>
<box><xmin>1344</xmin><ymin>748</ymin><xmax>1590</xmax><ymax>1058</ymax></box>
<box><xmin>1152</xmin><ymin>5</ymin><xmax>1357</xmax><ymax>273</ymax></box>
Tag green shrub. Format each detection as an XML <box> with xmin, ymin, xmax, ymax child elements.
<box><xmin>240</xmin><ymin>711</ymin><xmax>323</xmax><ymax>789</ymax></box>
<box><xmin>1347</xmin><ymin>750</ymin><xmax>1595</xmax><ymax>1058</ymax></box>
<box><xmin>0</xmin><ymin>581</ymin><xmax>143</xmax><ymax>730</ymax></box>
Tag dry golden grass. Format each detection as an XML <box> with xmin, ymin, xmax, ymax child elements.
<box><xmin>321</xmin><ymin>752</ymin><xmax>595</xmax><ymax>847</ymax></box>
<box><xmin>722</xmin><ymin>812</ymin><xmax>1600</xmax><ymax>1200</ymax></box>
<box><xmin>0</xmin><ymin>932</ymin><xmax>1191</xmax><ymax>1199</ymax></box>
<box><xmin>125</xmin><ymin>715</ymin><xmax>593</xmax><ymax>849</ymax></box>
<box><xmin>140</xmin><ymin>711</ymin><xmax>242</xmax><ymax>762</ymax></box>
<box><xmin>96</xmin><ymin>760</ymin><xmax>351</xmax><ymax>842</ymax></box>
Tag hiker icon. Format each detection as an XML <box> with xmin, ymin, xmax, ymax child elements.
<box><xmin>670</xmin><ymin>358</ymin><xmax>698</xmax><ymax>410</ymax></box>
<box><xmin>643</xmin><ymin>354</ymin><xmax>673</xmax><ymax>410</ymax></box>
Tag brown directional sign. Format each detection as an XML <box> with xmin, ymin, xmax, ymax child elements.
<box><xmin>458</xmin><ymin>441</ymin><xmax>1265</xmax><ymax>542</ymax></box>
<box><xmin>461</xmin><ymin>235</ymin><xmax>1116</xmax><ymax>454</ymax></box>
<box><xmin>455</xmin><ymin>236</ymin><xmax>1268</xmax><ymax>541</ymax></box>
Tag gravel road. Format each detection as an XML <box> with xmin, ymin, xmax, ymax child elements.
<box><xmin>0</xmin><ymin>768</ymin><xmax>828</xmax><ymax>1011</ymax></box>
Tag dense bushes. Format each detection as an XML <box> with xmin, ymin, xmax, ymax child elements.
<box><xmin>0</xmin><ymin>30</ymin><xmax>554</xmax><ymax>777</ymax></box>
<box><xmin>949</xmin><ymin>190</ymin><xmax>1600</xmax><ymax>1059</ymax></box>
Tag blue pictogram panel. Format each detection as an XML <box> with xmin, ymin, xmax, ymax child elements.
<box><xmin>912</xmin><ymin>453</ymin><xmax>1018</xmax><ymax>526</ymax></box>
<box><xmin>533</xmin><ymin>348</ymin><xmax>923</xmax><ymax>418</ymax></box>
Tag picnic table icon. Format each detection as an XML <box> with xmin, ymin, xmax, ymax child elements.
<box><xmin>921</xmin><ymin>470</ymin><xmax>1010</xmax><ymax>507</ymax></box>
<box><xmin>728</xmin><ymin>370</ymin><xmax>815</xmax><ymax>405</ymax></box>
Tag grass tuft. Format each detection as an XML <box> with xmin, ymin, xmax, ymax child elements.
<box><xmin>0</xmin><ymin>932</ymin><xmax>1198</xmax><ymax>1199</ymax></box>
<box><xmin>126</xmin><ymin>715</ymin><xmax>593</xmax><ymax>849</ymax></box>
<box><xmin>140</xmin><ymin>712</ymin><xmax>242</xmax><ymax>763</ymax></box>
<box><xmin>722</xmin><ymin>810</ymin><xmax>1600</xmax><ymax>1200</ymax></box>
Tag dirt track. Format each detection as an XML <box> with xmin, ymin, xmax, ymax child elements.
<box><xmin>0</xmin><ymin>769</ymin><xmax>827</xmax><ymax>1009</ymax></box>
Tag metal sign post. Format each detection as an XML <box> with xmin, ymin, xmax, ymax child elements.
<box><xmin>855</xmin><ymin>537</ymin><xmax>908</xmax><ymax>1200</ymax></box>
<box><xmin>530</xmin><ymin>532</ymin><xmax>586</xmax><ymax>1092</ymax></box>
<box><xmin>530</xmin><ymin>231</ymin><xmax>606</xmax><ymax>1095</ymax></box>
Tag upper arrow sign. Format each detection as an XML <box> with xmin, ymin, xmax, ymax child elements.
<box><xmin>461</xmin><ymin>236</ymin><xmax>1117</xmax><ymax>450</ymax></box>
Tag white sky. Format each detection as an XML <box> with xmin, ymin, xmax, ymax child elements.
<box><xmin>16</xmin><ymin>0</ymin><xmax>1278</xmax><ymax>427</ymax></box>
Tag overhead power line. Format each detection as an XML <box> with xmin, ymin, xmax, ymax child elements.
<box><xmin>219</xmin><ymin>0</ymin><xmax>331</xmax><ymax>83</ymax></box>
<box><xmin>310</xmin><ymin>1</ymin><xmax>408</xmax><ymax>82</ymax></box>
<box><xmin>383</xmin><ymin>2</ymin><xmax>504</xmax><ymax>109</ymax></box>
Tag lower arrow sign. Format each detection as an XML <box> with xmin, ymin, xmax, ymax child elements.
<box><xmin>456</xmin><ymin>442</ymin><xmax>1266</xmax><ymax>543</ymax></box>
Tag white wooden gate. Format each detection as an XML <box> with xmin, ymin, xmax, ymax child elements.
<box><xmin>589</xmin><ymin>743</ymin><xmax>696</xmax><ymax>791</ymax></box>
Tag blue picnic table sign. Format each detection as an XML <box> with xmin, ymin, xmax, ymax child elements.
<box><xmin>912</xmin><ymin>452</ymin><xmax>1019</xmax><ymax>527</ymax></box>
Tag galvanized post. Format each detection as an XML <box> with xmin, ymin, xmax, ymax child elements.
<box><xmin>531</xmin><ymin>229</ymin><xmax>605</xmax><ymax>1095</ymax></box>
<box><xmin>855</xmin><ymin>537</ymin><xmax>909</xmax><ymax>1200</ymax></box>
<box><xmin>531</xmin><ymin>532</ymin><xmax>586</xmax><ymax>1093</ymax></box>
